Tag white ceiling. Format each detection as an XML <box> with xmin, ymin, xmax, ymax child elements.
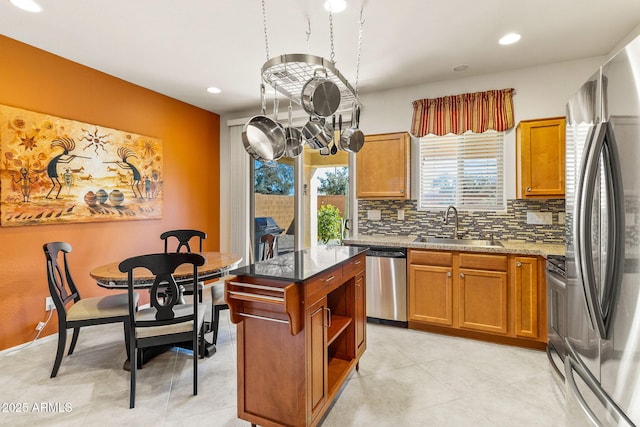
<box><xmin>1</xmin><ymin>0</ymin><xmax>639</xmax><ymax>115</ymax></box>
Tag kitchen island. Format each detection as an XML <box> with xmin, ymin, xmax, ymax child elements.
<box><xmin>225</xmin><ymin>245</ymin><xmax>368</xmax><ymax>427</ymax></box>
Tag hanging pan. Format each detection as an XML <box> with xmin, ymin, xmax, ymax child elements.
<box><xmin>301</xmin><ymin>68</ymin><xmax>341</xmax><ymax>118</ymax></box>
<box><xmin>242</xmin><ymin>85</ymin><xmax>286</xmax><ymax>162</ymax></box>
<box><xmin>284</xmin><ymin>102</ymin><xmax>304</xmax><ymax>158</ymax></box>
<box><xmin>339</xmin><ymin>104</ymin><xmax>364</xmax><ymax>153</ymax></box>
<box><xmin>302</xmin><ymin>115</ymin><xmax>333</xmax><ymax>150</ymax></box>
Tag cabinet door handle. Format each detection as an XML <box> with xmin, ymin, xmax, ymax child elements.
<box><xmin>447</xmin><ymin>272</ymin><xmax>452</xmax><ymax>277</ymax></box>
<box><xmin>526</xmin><ymin>187</ymin><xmax>532</xmax><ymax>192</ymax></box>
<box><xmin>516</xmin><ymin>261</ymin><xmax>522</xmax><ymax>267</ymax></box>
<box><xmin>400</xmin><ymin>189</ymin><xmax>404</xmax><ymax>194</ymax></box>
<box><xmin>326</xmin><ymin>307</ymin><xmax>332</xmax><ymax>328</ymax></box>
<box><xmin>460</xmin><ymin>273</ymin><xmax>465</xmax><ymax>279</ymax></box>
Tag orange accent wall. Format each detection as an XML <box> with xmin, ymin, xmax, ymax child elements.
<box><xmin>0</xmin><ymin>36</ymin><xmax>221</xmax><ymax>350</ymax></box>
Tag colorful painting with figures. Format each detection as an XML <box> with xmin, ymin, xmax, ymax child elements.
<box><xmin>0</xmin><ymin>104</ymin><xmax>163</xmax><ymax>226</ymax></box>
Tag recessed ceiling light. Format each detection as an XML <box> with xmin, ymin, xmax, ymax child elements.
<box><xmin>9</xmin><ymin>0</ymin><xmax>42</xmax><ymax>12</ymax></box>
<box><xmin>206</xmin><ymin>87</ymin><xmax>221</xmax><ymax>94</ymax></box>
<box><xmin>453</xmin><ymin>64</ymin><xmax>470</xmax><ymax>72</ymax></box>
<box><xmin>499</xmin><ymin>33</ymin><xmax>521</xmax><ymax>45</ymax></box>
<box><xmin>324</xmin><ymin>0</ymin><xmax>347</xmax><ymax>13</ymax></box>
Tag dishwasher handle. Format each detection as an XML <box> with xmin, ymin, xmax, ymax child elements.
<box><xmin>366</xmin><ymin>248</ymin><xmax>407</xmax><ymax>258</ymax></box>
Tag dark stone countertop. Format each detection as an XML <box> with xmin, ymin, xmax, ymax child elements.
<box><xmin>229</xmin><ymin>245</ymin><xmax>368</xmax><ymax>282</ymax></box>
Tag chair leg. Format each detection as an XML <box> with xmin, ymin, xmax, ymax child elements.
<box><xmin>130</xmin><ymin>343</ymin><xmax>137</xmax><ymax>408</ymax></box>
<box><xmin>68</xmin><ymin>327</ymin><xmax>80</xmax><ymax>355</ymax></box>
<box><xmin>123</xmin><ymin>322</ymin><xmax>131</xmax><ymax>360</ymax></box>
<box><xmin>193</xmin><ymin>330</ymin><xmax>198</xmax><ymax>396</ymax></box>
<box><xmin>50</xmin><ymin>326</ymin><xmax>67</xmax><ymax>378</ymax></box>
<box><xmin>212</xmin><ymin>306</ymin><xmax>221</xmax><ymax>345</ymax></box>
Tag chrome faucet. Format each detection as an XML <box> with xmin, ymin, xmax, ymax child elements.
<box><xmin>443</xmin><ymin>205</ymin><xmax>459</xmax><ymax>239</ymax></box>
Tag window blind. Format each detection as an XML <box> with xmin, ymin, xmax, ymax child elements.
<box><xmin>418</xmin><ymin>130</ymin><xmax>505</xmax><ymax>210</ymax></box>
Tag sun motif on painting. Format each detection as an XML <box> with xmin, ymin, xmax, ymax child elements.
<box><xmin>80</xmin><ymin>127</ymin><xmax>111</xmax><ymax>155</ymax></box>
<box><xmin>19</xmin><ymin>135</ymin><xmax>37</xmax><ymax>151</ymax></box>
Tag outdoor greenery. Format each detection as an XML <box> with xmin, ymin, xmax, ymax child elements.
<box><xmin>254</xmin><ymin>160</ymin><xmax>294</xmax><ymax>195</ymax></box>
<box><xmin>318</xmin><ymin>167</ymin><xmax>348</xmax><ymax>195</ymax></box>
<box><xmin>317</xmin><ymin>204</ymin><xmax>342</xmax><ymax>244</ymax></box>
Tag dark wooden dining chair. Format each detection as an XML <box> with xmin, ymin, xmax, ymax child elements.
<box><xmin>160</xmin><ymin>229</ymin><xmax>206</xmax><ymax>301</ymax></box>
<box><xmin>44</xmin><ymin>241</ymin><xmax>138</xmax><ymax>378</ymax></box>
<box><xmin>118</xmin><ymin>252</ymin><xmax>205</xmax><ymax>409</ymax></box>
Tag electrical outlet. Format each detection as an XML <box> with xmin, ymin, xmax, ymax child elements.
<box><xmin>45</xmin><ymin>296</ymin><xmax>55</xmax><ymax>311</ymax></box>
<box><xmin>36</xmin><ymin>321</ymin><xmax>46</xmax><ymax>331</ymax></box>
<box><xmin>367</xmin><ymin>209</ymin><xmax>381</xmax><ymax>220</ymax></box>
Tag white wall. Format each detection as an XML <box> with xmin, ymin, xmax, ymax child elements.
<box><xmin>219</xmin><ymin>56</ymin><xmax>604</xmax><ymax>251</ymax></box>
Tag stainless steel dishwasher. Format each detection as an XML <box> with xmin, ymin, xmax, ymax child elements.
<box><xmin>364</xmin><ymin>247</ymin><xmax>407</xmax><ymax>327</ymax></box>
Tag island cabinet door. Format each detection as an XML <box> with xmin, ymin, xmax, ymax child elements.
<box><xmin>306</xmin><ymin>296</ymin><xmax>328</xmax><ymax>423</ymax></box>
<box><xmin>355</xmin><ymin>271</ymin><xmax>366</xmax><ymax>358</ymax></box>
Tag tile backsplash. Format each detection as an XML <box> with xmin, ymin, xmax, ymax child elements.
<box><xmin>357</xmin><ymin>199</ymin><xmax>565</xmax><ymax>244</ymax></box>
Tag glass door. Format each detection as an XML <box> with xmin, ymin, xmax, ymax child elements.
<box><xmin>250</xmin><ymin>127</ymin><xmax>354</xmax><ymax>258</ymax></box>
<box><xmin>251</xmin><ymin>158</ymin><xmax>295</xmax><ymax>262</ymax></box>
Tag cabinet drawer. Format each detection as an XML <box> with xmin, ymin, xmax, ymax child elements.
<box><xmin>459</xmin><ymin>253</ymin><xmax>507</xmax><ymax>271</ymax></box>
<box><xmin>306</xmin><ymin>265</ymin><xmax>343</xmax><ymax>301</ymax></box>
<box><xmin>342</xmin><ymin>254</ymin><xmax>365</xmax><ymax>278</ymax></box>
<box><xmin>409</xmin><ymin>250</ymin><xmax>452</xmax><ymax>267</ymax></box>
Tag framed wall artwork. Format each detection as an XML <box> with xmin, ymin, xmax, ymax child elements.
<box><xmin>0</xmin><ymin>104</ymin><xmax>163</xmax><ymax>226</ymax></box>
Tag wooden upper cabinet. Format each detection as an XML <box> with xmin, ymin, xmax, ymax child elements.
<box><xmin>356</xmin><ymin>132</ymin><xmax>410</xmax><ymax>199</ymax></box>
<box><xmin>516</xmin><ymin>117</ymin><xmax>566</xmax><ymax>199</ymax></box>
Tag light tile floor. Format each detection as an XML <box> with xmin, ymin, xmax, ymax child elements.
<box><xmin>0</xmin><ymin>305</ymin><xmax>567</xmax><ymax>426</ymax></box>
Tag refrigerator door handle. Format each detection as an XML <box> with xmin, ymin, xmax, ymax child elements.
<box><xmin>577</xmin><ymin>122</ymin><xmax>625</xmax><ymax>339</ymax></box>
<box><xmin>575</xmin><ymin>124</ymin><xmax>601</xmax><ymax>333</ymax></box>
<box><xmin>564</xmin><ymin>339</ymin><xmax>635</xmax><ymax>427</ymax></box>
<box><xmin>599</xmin><ymin>121</ymin><xmax>625</xmax><ymax>339</ymax></box>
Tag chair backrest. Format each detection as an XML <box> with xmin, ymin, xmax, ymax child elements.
<box><xmin>118</xmin><ymin>253</ymin><xmax>205</xmax><ymax>323</ymax></box>
<box><xmin>160</xmin><ymin>229</ymin><xmax>206</xmax><ymax>254</ymax></box>
<box><xmin>259</xmin><ymin>233</ymin><xmax>277</xmax><ymax>261</ymax></box>
<box><xmin>43</xmin><ymin>242</ymin><xmax>79</xmax><ymax>314</ymax></box>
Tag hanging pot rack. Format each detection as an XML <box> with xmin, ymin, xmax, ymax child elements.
<box><xmin>261</xmin><ymin>53</ymin><xmax>359</xmax><ymax>113</ymax></box>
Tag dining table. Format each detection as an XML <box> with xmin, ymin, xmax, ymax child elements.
<box><xmin>90</xmin><ymin>251</ymin><xmax>242</xmax><ymax>363</ymax></box>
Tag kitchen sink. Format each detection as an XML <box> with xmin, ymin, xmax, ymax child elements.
<box><xmin>414</xmin><ymin>236</ymin><xmax>503</xmax><ymax>247</ymax></box>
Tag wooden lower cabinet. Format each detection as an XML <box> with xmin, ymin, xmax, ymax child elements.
<box><xmin>409</xmin><ymin>264</ymin><xmax>453</xmax><ymax>326</ymax></box>
<box><xmin>408</xmin><ymin>249</ymin><xmax>546</xmax><ymax>348</ymax></box>
<box><xmin>513</xmin><ymin>256</ymin><xmax>539</xmax><ymax>339</ymax></box>
<box><xmin>227</xmin><ymin>253</ymin><xmax>366</xmax><ymax>427</ymax></box>
<box><xmin>458</xmin><ymin>268</ymin><xmax>508</xmax><ymax>334</ymax></box>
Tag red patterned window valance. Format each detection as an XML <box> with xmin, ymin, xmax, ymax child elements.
<box><xmin>410</xmin><ymin>88</ymin><xmax>515</xmax><ymax>137</ymax></box>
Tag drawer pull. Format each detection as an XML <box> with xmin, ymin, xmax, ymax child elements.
<box><xmin>325</xmin><ymin>275</ymin><xmax>335</xmax><ymax>283</ymax></box>
<box><xmin>228</xmin><ymin>291</ymin><xmax>285</xmax><ymax>304</ymax></box>
<box><xmin>239</xmin><ymin>313</ymin><xmax>289</xmax><ymax>325</ymax></box>
<box><xmin>353</xmin><ymin>260</ymin><xmax>362</xmax><ymax>265</ymax></box>
<box><xmin>228</xmin><ymin>281</ymin><xmax>286</xmax><ymax>293</ymax></box>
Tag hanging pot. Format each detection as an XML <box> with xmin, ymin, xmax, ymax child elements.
<box><xmin>242</xmin><ymin>85</ymin><xmax>286</xmax><ymax>162</ymax></box>
<box><xmin>301</xmin><ymin>69</ymin><xmax>341</xmax><ymax>118</ymax></box>
<box><xmin>284</xmin><ymin>103</ymin><xmax>304</xmax><ymax>158</ymax></box>
<box><xmin>302</xmin><ymin>116</ymin><xmax>334</xmax><ymax>150</ymax></box>
<box><xmin>339</xmin><ymin>104</ymin><xmax>365</xmax><ymax>153</ymax></box>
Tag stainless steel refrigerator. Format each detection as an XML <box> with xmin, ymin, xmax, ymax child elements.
<box><xmin>564</xmin><ymin>34</ymin><xmax>640</xmax><ymax>426</ymax></box>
